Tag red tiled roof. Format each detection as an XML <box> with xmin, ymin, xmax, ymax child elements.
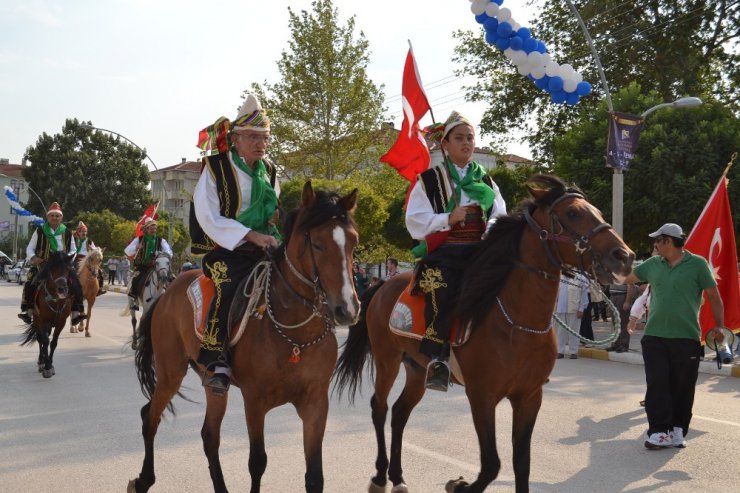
<box><xmin>153</xmin><ymin>161</ymin><xmax>202</xmax><ymax>173</ymax></box>
<box><xmin>0</xmin><ymin>163</ymin><xmax>24</xmax><ymax>178</ymax></box>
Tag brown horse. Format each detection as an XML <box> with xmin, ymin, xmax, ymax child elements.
<box><xmin>20</xmin><ymin>251</ymin><xmax>75</xmax><ymax>378</ymax></box>
<box><xmin>334</xmin><ymin>175</ymin><xmax>635</xmax><ymax>493</ymax></box>
<box><xmin>129</xmin><ymin>182</ymin><xmax>360</xmax><ymax>493</ymax></box>
<box><xmin>71</xmin><ymin>245</ymin><xmax>104</xmax><ymax>337</ymax></box>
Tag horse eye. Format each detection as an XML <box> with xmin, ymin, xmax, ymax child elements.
<box><xmin>311</xmin><ymin>242</ymin><xmax>323</xmax><ymax>252</ymax></box>
<box><xmin>566</xmin><ymin>209</ymin><xmax>580</xmax><ymax>219</ymax></box>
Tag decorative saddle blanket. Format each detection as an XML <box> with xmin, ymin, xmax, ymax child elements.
<box><xmin>388</xmin><ymin>278</ymin><xmax>471</xmax><ymax>347</ymax></box>
<box><xmin>187</xmin><ymin>274</ymin><xmax>254</xmax><ymax>347</ymax></box>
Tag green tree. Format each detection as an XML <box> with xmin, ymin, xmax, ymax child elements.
<box><xmin>23</xmin><ymin>118</ymin><xmax>155</xmax><ymax>219</ymax></box>
<box><xmin>74</xmin><ymin>209</ymin><xmax>127</xmax><ymax>252</ymax></box>
<box><xmin>252</xmin><ymin>0</ymin><xmax>386</xmax><ymax>180</ymax></box>
<box><xmin>489</xmin><ymin>164</ymin><xmax>549</xmax><ymax>211</ymax></box>
<box><xmin>111</xmin><ymin>222</ymin><xmax>137</xmax><ymax>254</ymax></box>
<box><xmin>553</xmin><ymin>83</ymin><xmax>740</xmax><ymax>252</ymax></box>
<box><xmin>453</xmin><ymin>0</ymin><xmax>739</xmax><ymax>163</ymax></box>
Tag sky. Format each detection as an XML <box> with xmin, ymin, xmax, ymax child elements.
<box><xmin>0</xmin><ymin>0</ymin><xmax>538</xmax><ymax>170</ymax></box>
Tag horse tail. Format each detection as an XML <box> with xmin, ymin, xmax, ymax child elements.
<box><xmin>333</xmin><ymin>281</ymin><xmax>384</xmax><ymax>404</ymax></box>
<box><xmin>20</xmin><ymin>323</ymin><xmax>37</xmax><ymax>346</ymax></box>
<box><xmin>133</xmin><ymin>297</ymin><xmax>167</xmax><ymax>409</ymax></box>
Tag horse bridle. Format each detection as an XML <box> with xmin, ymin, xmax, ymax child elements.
<box><xmin>41</xmin><ymin>274</ymin><xmax>72</xmax><ymax>317</ymax></box>
<box><xmin>523</xmin><ymin>191</ymin><xmax>613</xmax><ymax>279</ymax></box>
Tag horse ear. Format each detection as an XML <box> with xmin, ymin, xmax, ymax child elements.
<box><xmin>339</xmin><ymin>188</ymin><xmax>359</xmax><ymax>214</ymax></box>
<box><xmin>526</xmin><ymin>176</ymin><xmax>553</xmax><ymax>201</ymax></box>
<box><xmin>302</xmin><ymin>181</ymin><xmax>316</xmax><ymax>207</ymax></box>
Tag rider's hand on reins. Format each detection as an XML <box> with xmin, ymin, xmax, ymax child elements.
<box><xmin>448</xmin><ymin>206</ymin><xmax>467</xmax><ymax>227</ymax></box>
<box><xmin>245</xmin><ymin>230</ymin><xmax>279</xmax><ymax>249</ymax></box>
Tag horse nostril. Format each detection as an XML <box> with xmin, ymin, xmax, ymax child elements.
<box><xmin>334</xmin><ymin>305</ymin><xmax>349</xmax><ymax>322</ymax></box>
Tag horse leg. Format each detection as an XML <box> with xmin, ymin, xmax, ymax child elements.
<box><xmin>387</xmin><ymin>360</ymin><xmax>427</xmax><ymax>492</ymax></box>
<box><xmin>201</xmin><ymin>390</ymin><xmax>230</xmax><ymax>493</ymax></box>
<box><xmin>131</xmin><ymin>314</ymin><xmax>138</xmax><ymax>350</ymax></box>
<box><xmin>448</xmin><ymin>390</ymin><xmax>500</xmax><ymax>493</ymax></box>
<box><xmin>45</xmin><ymin>323</ymin><xmax>65</xmax><ymax>377</ymax></box>
<box><xmin>84</xmin><ymin>298</ymin><xmax>94</xmax><ymax>337</ymax></box>
<box><xmin>369</xmin><ymin>356</ymin><xmax>403</xmax><ymax>491</ymax></box>
<box><xmin>510</xmin><ymin>390</ymin><xmax>543</xmax><ymax>493</ymax></box>
<box><xmin>243</xmin><ymin>395</ymin><xmax>268</xmax><ymax>493</ymax></box>
<box><xmin>295</xmin><ymin>393</ymin><xmax>329</xmax><ymax>493</ymax></box>
<box><xmin>36</xmin><ymin>329</ymin><xmax>48</xmax><ymax>373</ymax></box>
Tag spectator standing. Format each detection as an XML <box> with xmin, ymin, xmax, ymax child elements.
<box><xmin>555</xmin><ymin>274</ymin><xmax>590</xmax><ymax>359</ymax></box>
<box><xmin>353</xmin><ymin>263</ymin><xmax>369</xmax><ymax>297</ymax></box>
<box><xmin>107</xmin><ymin>256</ymin><xmax>119</xmax><ymax>285</ymax></box>
<box><xmin>591</xmin><ymin>283</ymin><xmax>607</xmax><ymax>321</ymax></box>
<box><xmin>623</xmin><ymin>223</ymin><xmax>725</xmax><ymax>450</ymax></box>
<box><xmin>385</xmin><ymin>258</ymin><xmax>400</xmax><ymax>280</ymax></box>
<box><xmin>118</xmin><ymin>256</ymin><xmax>130</xmax><ymax>286</ymax></box>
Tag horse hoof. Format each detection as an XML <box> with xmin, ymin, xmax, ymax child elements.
<box><xmin>126</xmin><ymin>479</ymin><xmax>137</xmax><ymax>493</ymax></box>
<box><xmin>37</xmin><ymin>364</ymin><xmax>44</xmax><ymax>372</ymax></box>
<box><xmin>391</xmin><ymin>483</ymin><xmax>409</xmax><ymax>493</ymax></box>
<box><xmin>70</xmin><ymin>327</ymin><xmax>76</xmax><ymax>333</ymax></box>
<box><xmin>368</xmin><ymin>480</ymin><xmax>387</xmax><ymax>493</ymax></box>
<box><xmin>42</xmin><ymin>369</ymin><xmax>52</xmax><ymax>378</ymax></box>
<box><xmin>445</xmin><ymin>477</ymin><xmax>468</xmax><ymax>493</ymax></box>
<box><xmin>85</xmin><ymin>332</ymin><xmax>91</xmax><ymax>338</ymax></box>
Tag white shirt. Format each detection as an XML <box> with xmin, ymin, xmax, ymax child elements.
<box><xmin>193</xmin><ymin>153</ymin><xmax>281</xmax><ymax>251</ymax></box>
<box><xmin>75</xmin><ymin>237</ymin><xmax>94</xmax><ymax>256</ymax></box>
<box><xmin>405</xmin><ymin>162</ymin><xmax>507</xmax><ymax>240</ymax></box>
<box><xmin>27</xmin><ymin>227</ymin><xmax>77</xmax><ymax>259</ymax></box>
<box><xmin>555</xmin><ymin>275</ymin><xmax>590</xmax><ymax>314</ymax></box>
<box><xmin>124</xmin><ymin>236</ymin><xmax>173</xmax><ymax>258</ymax></box>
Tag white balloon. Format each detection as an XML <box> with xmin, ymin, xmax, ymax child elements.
<box><xmin>527</xmin><ymin>52</ymin><xmax>543</xmax><ymax>68</ymax></box>
<box><xmin>498</xmin><ymin>7</ymin><xmax>512</xmax><ymax>22</ymax></box>
<box><xmin>542</xmin><ymin>53</ymin><xmax>552</xmax><ymax>64</ymax></box>
<box><xmin>545</xmin><ymin>61</ymin><xmax>560</xmax><ymax>77</ymax></box>
<box><xmin>485</xmin><ymin>3</ymin><xmax>500</xmax><ymax>17</ymax></box>
<box><xmin>559</xmin><ymin>63</ymin><xmax>575</xmax><ymax>77</ymax></box>
<box><xmin>563</xmin><ymin>78</ymin><xmax>578</xmax><ymax>93</ymax></box>
<box><xmin>530</xmin><ymin>67</ymin><xmax>546</xmax><ymax>80</ymax></box>
<box><xmin>574</xmin><ymin>72</ymin><xmax>583</xmax><ymax>83</ymax></box>
<box><xmin>517</xmin><ymin>64</ymin><xmax>530</xmax><ymax>76</ymax></box>
<box><xmin>471</xmin><ymin>0</ymin><xmax>487</xmax><ymax>16</ymax></box>
<box><xmin>503</xmin><ymin>48</ymin><xmax>515</xmax><ymax>59</ymax></box>
<box><xmin>512</xmin><ymin>50</ymin><xmax>528</xmax><ymax>66</ymax></box>
<box><xmin>511</xmin><ymin>21</ymin><xmax>520</xmax><ymax>31</ymax></box>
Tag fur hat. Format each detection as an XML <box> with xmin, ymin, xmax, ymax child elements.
<box><xmin>47</xmin><ymin>202</ymin><xmax>63</xmax><ymax>217</ymax></box>
<box><xmin>232</xmin><ymin>94</ymin><xmax>270</xmax><ymax>133</ymax></box>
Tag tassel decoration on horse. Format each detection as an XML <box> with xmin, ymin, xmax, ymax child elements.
<box><xmin>289</xmin><ymin>345</ymin><xmax>301</xmax><ymax>364</ymax></box>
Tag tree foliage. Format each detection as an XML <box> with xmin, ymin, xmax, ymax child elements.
<box><xmin>23</xmin><ymin>119</ymin><xmax>155</xmax><ymax>220</ymax></box>
<box><xmin>251</xmin><ymin>0</ymin><xmax>386</xmax><ymax>180</ymax></box>
<box><xmin>553</xmin><ymin>83</ymin><xmax>740</xmax><ymax>253</ymax></box>
<box><xmin>74</xmin><ymin>209</ymin><xmax>126</xmax><ymax>252</ymax></box>
<box><xmin>453</xmin><ymin>0</ymin><xmax>739</xmax><ymax>163</ymax></box>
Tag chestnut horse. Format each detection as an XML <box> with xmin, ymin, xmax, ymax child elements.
<box><xmin>129</xmin><ymin>182</ymin><xmax>360</xmax><ymax>493</ymax></box>
<box><xmin>20</xmin><ymin>251</ymin><xmax>76</xmax><ymax>378</ymax></box>
<box><xmin>334</xmin><ymin>175</ymin><xmax>634</xmax><ymax>493</ymax></box>
<box><xmin>71</xmin><ymin>245</ymin><xmax>104</xmax><ymax>337</ymax></box>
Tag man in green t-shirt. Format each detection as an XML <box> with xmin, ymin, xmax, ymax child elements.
<box><xmin>623</xmin><ymin>223</ymin><xmax>725</xmax><ymax>450</ymax></box>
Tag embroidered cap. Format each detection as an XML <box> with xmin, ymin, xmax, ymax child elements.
<box><xmin>47</xmin><ymin>202</ymin><xmax>63</xmax><ymax>217</ymax></box>
<box><xmin>648</xmin><ymin>223</ymin><xmax>685</xmax><ymax>239</ymax></box>
<box><xmin>232</xmin><ymin>94</ymin><xmax>270</xmax><ymax>133</ymax></box>
<box><xmin>143</xmin><ymin>217</ymin><xmax>158</xmax><ymax>228</ymax></box>
<box><xmin>76</xmin><ymin>221</ymin><xmax>88</xmax><ymax>232</ymax></box>
<box><xmin>424</xmin><ymin>111</ymin><xmax>474</xmax><ymax>142</ymax></box>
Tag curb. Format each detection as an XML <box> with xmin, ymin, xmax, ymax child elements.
<box><xmin>578</xmin><ymin>347</ymin><xmax>740</xmax><ymax>378</ymax></box>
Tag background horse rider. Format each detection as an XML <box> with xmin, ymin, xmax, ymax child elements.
<box><xmin>191</xmin><ymin>93</ymin><xmax>280</xmax><ymax>394</ymax></box>
<box><xmin>73</xmin><ymin>221</ymin><xmax>106</xmax><ymax>296</ymax></box>
<box><xmin>18</xmin><ymin>201</ymin><xmax>87</xmax><ymax>326</ymax></box>
<box><xmin>124</xmin><ymin>217</ymin><xmax>173</xmax><ymax>311</ymax></box>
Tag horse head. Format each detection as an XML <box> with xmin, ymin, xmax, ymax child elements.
<box><xmin>154</xmin><ymin>253</ymin><xmax>171</xmax><ymax>288</ymax></box>
<box><xmin>85</xmin><ymin>246</ymin><xmax>104</xmax><ymax>273</ymax></box>
<box><xmin>525</xmin><ymin>174</ymin><xmax>634</xmax><ymax>283</ymax></box>
<box><xmin>281</xmin><ymin>181</ymin><xmax>360</xmax><ymax>326</ymax></box>
<box><xmin>38</xmin><ymin>251</ymin><xmax>74</xmax><ymax>301</ymax></box>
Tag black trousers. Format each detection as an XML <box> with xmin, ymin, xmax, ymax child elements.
<box><xmin>21</xmin><ymin>265</ymin><xmax>84</xmax><ymax>312</ymax></box>
<box><xmin>579</xmin><ymin>297</ymin><xmax>594</xmax><ymax>341</ymax></box>
<box><xmin>418</xmin><ymin>244</ymin><xmax>475</xmax><ymax>359</ymax></box>
<box><xmin>641</xmin><ymin>335</ymin><xmax>701</xmax><ymax>436</ymax></box>
<box><xmin>197</xmin><ymin>246</ymin><xmax>265</xmax><ymax>368</ymax></box>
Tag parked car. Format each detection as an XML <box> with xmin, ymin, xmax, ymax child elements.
<box><xmin>7</xmin><ymin>260</ymin><xmax>30</xmax><ymax>284</ymax></box>
<box><xmin>0</xmin><ymin>250</ymin><xmax>12</xmax><ymax>281</ymax></box>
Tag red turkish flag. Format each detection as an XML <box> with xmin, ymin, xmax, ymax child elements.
<box><xmin>685</xmin><ymin>176</ymin><xmax>740</xmax><ymax>340</ymax></box>
<box><xmin>134</xmin><ymin>202</ymin><xmax>160</xmax><ymax>238</ymax></box>
<box><xmin>380</xmin><ymin>46</ymin><xmax>431</xmax><ymax>183</ymax></box>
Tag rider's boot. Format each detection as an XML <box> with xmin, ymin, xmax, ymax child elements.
<box><xmin>128</xmin><ymin>295</ymin><xmax>139</xmax><ymax>311</ymax></box>
<box><xmin>204</xmin><ymin>364</ymin><xmax>231</xmax><ymax>396</ymax></box>
<box><xmin>18</xmin><ymin>304</ymin><xmax>33</xmax><ymax>324</ymax></box>
<box><xmin>71</xmin><ymin>304</ymin><xmax>87</xmax><ymax>326</ymax></box>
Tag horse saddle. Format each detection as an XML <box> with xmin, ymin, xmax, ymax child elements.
<box><xmin>187</xmin><ymin>275</ymin><xmax>260</xmax><ymax>347</ymax></box>
<box><xmin>388</xmin><ymin>276</ymin><xmax>471</xmax><ymax>347</ymax></box>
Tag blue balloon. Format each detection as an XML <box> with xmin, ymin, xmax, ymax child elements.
<box><xmin>534</xmin><ymin>75</ymin><xmax>551</xmax><ymax>90</ymax></box>
<box><xmin>528</xmin><ymin>74</ymin><xmax>535</xmax><ymax>81</ymax></box>
<box><xmin>565</xmin><ymin>91</ymin><xmax>580</xmax><ymax>105</ymax></box>
<box><xmin>509</xmin><ymin>35</ymin><xmax>523</xmax><ymax>51</ymax></box>
<box><xmin>576</xmin><ymin>81</ymin><xmax>592</xmax><ymax>96</ymax></box>
<box><xmin>475</xmin><ymin>13</ymin><xmax>489</xmax><ymax>25</ymax></box>
<box><xmin>492</xmin><ymin>0</ymin><xmax>504</xmax><ymax>5</ymax></box>
<box><xmin>551</xmin><ymin>91</ymin><xmax>567</xmax><ymax>104</ymax></box>
<box><xmin>536</xmin><ymin>41</ymin><xmax>547</xmax><ymax>54</ymax></box>
<box><xmin>523</xmin><ymin>37</ymin><xmax>538</xmax><ymax>54</ymax></box>
<box><xmin>496</xmin><ymin>21</ymin><xmax>513</xmax><ymax>38</ymax></box>
<box><xmin>517</xmin><ymin>27</ymin><xmax>531</xmax><ymax>40</ymax></box>
<box><xmin>485</xmin><ymin>31</ymin><xmax>498</xmax><ymax>45</ymax></box>
<box><xmin>548</xmin><ymin>76</ymin><xmax>564</xmax><ymax>93</ymax></box>
<box><xmin>495</xmin><ymin>37</ymin><xmax>510</xmax><ymax>50</ymax></box>
<box><xmin>483</xmin><ymin>17</ymin><xmax>498</xmax><ymax>33</ymax></box>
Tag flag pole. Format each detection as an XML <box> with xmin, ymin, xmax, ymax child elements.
<box><xmin>722</xmin><ymin>151</ymin><xmax>737</xmax><ymax>179</ymax></box>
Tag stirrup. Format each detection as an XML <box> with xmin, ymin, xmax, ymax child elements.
<box><xmin>18</xmin><ymin>312</ymin><xmax>32</xmax><ymax>324</ymax></box>
<box><xmin>425</xmin><ymin>359</ymin><xmax>451</xmax><ymax>392</ymax></box>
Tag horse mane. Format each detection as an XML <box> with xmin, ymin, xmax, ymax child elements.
<box><xmin>275</xmin><ymin>189</ymin><xmax>356</xmax><ymax>261</ymax></box>
<box><xmin>455</xmin><ymin>174</ymin><xmax>583</xmax><ymax>331</ymax></box>
<box><xmin>77</xmin><ymin>247</ymin><xmax>102</xmax><ymax>276</ymax></box>
<box><xmin>37</xmin><ymin>251</ymin><xmax>72</xmax><ymax>282</ymax></box>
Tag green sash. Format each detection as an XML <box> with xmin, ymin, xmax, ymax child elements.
<box><xmin>230</xmin><ymin>150</ymin><xmax>280</xmax><ymax>239</ymax></box>
<box><xmin>42</xmin><ymin>223</ymin><xmax>67</xmax><ymax>252</ymax></box>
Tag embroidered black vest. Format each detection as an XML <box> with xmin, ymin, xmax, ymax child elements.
<box><xmin>189</xmin><ymin>152</ymin><xmax>277</xmax><ymax>255</ymax></box>
<box><xmin>34</xmin><ymin>226</ymin><xmax>73</xmax><ymax>261</ymax></box>
<box><xmin>133</xmin><ymin>236</ymin><xmax>164</xmax><ymax>269</ymax></box>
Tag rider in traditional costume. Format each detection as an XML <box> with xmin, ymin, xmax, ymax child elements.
<box><xmin>18</xmin><ymin>202</ymin><xmax>87</xmax><ymax>326</ymax></box>
<box><xmin>191</xmin><ymin>93</ymin><xmax>280</xmax><ymax>395</ymax></box>
<box><xmin>405</xmin><ymin>112</ymin><xmax>507</xmax><ymax>391</ymax></box>
<box><xmin>73</xmin><ymin>221</ymin><xmax>106</xmax><ymax>296</ymax></box>
<box><xmin>124</xmin><ymin>218</ymin><xmax>173</xmax><ymax>310</ymax></box>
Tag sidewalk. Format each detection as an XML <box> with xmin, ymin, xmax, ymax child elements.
<box><xmin>580</xmin><ymin>319</ymin><xmax>740</xmax><ymax>378</ymax></box>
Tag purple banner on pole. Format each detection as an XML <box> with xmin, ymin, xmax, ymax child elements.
<box><xmin>606</xmin><ymin>111</ymin><xmax>644</xmax><ymax>170</ymax></box>
<box><xmin>0</xmin><ymin>221</ymin><xmax>9</xmax><ymax>231</ymax></box>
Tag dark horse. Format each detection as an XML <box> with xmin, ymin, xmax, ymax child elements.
<box><xmin>20</xmin><ymin>251</ymin><xmax>75</xmax><ymax>378</ymax></box>
<box><xmin>334</xmin><ymin>175</ymin><xmax>634</xmax><ymax>493</ymax></box>
<box><xmin>129</xmin><ymin>182</ymin><xmax>360</xmax><ymax>493</ymax></box>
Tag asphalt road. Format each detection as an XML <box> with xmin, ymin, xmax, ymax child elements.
<box><xmin>1</xmin><ymin>281</ymin><xmax>739</xmax><ymax>492</ymax></box>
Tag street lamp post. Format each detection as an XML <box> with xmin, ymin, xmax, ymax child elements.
<box><xmin>80</xmin><ymin>124</ymin><xmax>174</xmax><ymax>246</ymax></box>
<box><xmin>612</xmin><ymin>96</ymin><xmax>703</xmax><ymax>237</ymax></box>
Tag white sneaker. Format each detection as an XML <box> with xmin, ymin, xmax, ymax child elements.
<box><xmin>670</xmin><ymin>427</ymin><xmax>686</xmax><ymax>448</ymax></box>
<box><xmin>644</xmin><ymin>432</ymin><xmax>671</xmax><ymax>450</ymax></box>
